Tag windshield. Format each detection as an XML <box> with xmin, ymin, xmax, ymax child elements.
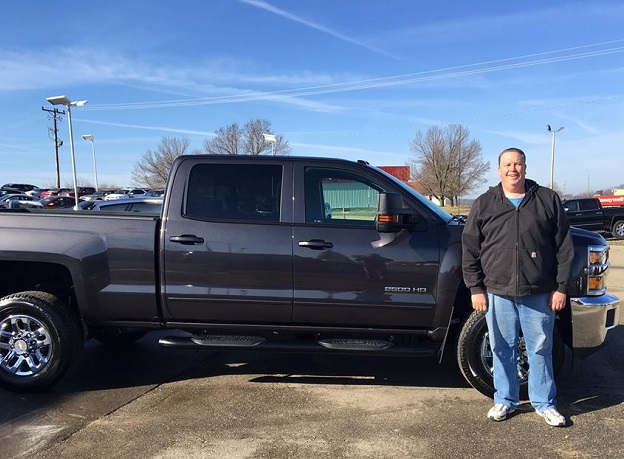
<box><xmin>373</xmin><ymin>166</ymin><xmax>455</xmax><ymax>222</ymax></box>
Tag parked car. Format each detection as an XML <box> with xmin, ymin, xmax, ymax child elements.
<box><xmin>59</xmin><ymin>187</ymin><xmax>96</xmax><ymax>198</ymax></box>
<box><xmin>39</xmin><ymin>188</ymin><xmax>71</xmax><ymax>199</ymax></box>
<box><xmin>79</xmin><ymin>190</ymin><xmax>116</xmax><ymax>201</ymax></box>
<box><xmin>104</xmin><ymin>188</ymin><xmax>149</xmax><ymax>200</ymax></box>
<box><xmin>39</xmin><ymin>196</ymin><xmax>76</xmax><ymax>209</ymax></box>
<box><xmin>1</xmin><ymin>183</ymin><xmax>40</xmax><ymax>197</ymax></box>
<box><xmin>78</xmin><ymin>197</ymin><xmax>163</xmax><ymax>212</ymax></box>
<box><xmin>0</xmin><ymin>194</ymin><xmax>42</xmax><ymax>209</ymax></box>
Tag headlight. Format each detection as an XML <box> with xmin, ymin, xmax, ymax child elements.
<box><xmin>586</xmin><ymin>245</ymin><xmax>609</xmax><ymax>295</ymax></box>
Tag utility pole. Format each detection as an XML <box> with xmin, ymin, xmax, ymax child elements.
<box><xmin>42</xmin><ymin>106</ymin><xmax>65</xmax><ymax>188</ymax></box>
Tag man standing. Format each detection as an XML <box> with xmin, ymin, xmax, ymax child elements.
<box><xmin>462</xmin><ymin>147</ymin><xmax>574</xmax><ymax>427</ymax></box>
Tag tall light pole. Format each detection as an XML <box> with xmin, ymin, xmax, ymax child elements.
<box><xmin>546</xmin><ymin>124</ymin><xmax>564</xmax><ymax>190</ymax></box>
<box><xmin>262</xmin><ymin>133</ymin><xmax>276</xmax><ymax>155</ymax></box>
<box><xmin>82</xmin><ymin>134</ymin><xmax>99</xmax><ymax>191</ymax></box>
<box><xmin>46</xmin><ymin>95</ymin><xmax>88</xmax><ymax>208</ymax></box>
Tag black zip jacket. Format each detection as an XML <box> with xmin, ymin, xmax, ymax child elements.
<box><xmin>462</xmin><ymin>179</ymin><xmax>574</xmax><ymax>297</ymax></box>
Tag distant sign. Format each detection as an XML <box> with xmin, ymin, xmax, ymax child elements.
<box><xmin>595</xmin><ymin>195</ymin><xmax>624</xmax><ymax>207</ymax></box>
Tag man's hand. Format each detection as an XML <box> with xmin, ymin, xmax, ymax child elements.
<box><xmin>551</xmin><ymin>291</ymin><xmax>567</xmax><ymax>311</ymax></box>
<box><xmin>471</xmin><ymin>292</ymin><xmax>488</xmax><ymax>311</ymax></box>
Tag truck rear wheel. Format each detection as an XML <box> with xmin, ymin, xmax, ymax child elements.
<box><xmin>456</xmin><ymin>310</ymin><xmax>564</xmax><ymax>398</ymax></box>
<box><xmin>0</xmin><ymin>291</ymin><xmax>83</xmax><ymax>393</ymax></box>
<box><xmin>612</xmin><ymin>220</ymin><xmax>624</xmax><ymax>239</ymax></box>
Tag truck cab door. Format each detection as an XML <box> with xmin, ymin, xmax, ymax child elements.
<box><xmin>292</xmin><ymin>164</ymin><xmax>440</xmax><ymax>328</ymax></box>
<box><xmin>161</xmin><ymin>159</ymin><xmax>294</xmax><ymax>324</ymax></box>
<box><xmin>565</xmin><ymin>199</ymin><xmax>604</xmax><ymax>230</ymax></box>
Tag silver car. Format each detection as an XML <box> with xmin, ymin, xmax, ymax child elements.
<box><xmin>78</xmin><ymin>197</ymin><xmax>163</xmax><ymax>213</ymax></box>
<box><xmin>0</xmin><ymin>194</ymin><xmax>43</xmax><ymax>209</ymax></box>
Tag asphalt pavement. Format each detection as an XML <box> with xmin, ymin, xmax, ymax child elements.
<box><xmin>0</xmin><ymin>244</ymin><xmax>623</xmax><ymax>459</ymax></box>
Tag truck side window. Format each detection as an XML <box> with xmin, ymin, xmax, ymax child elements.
<box><xmin>579</xmin><ymin>200</ymin><xmax>599</xmax><ymax>211</ymax></box>
<box><xmin>185</xmin><ymin>164</ymin><xmax>282</xmax><ymax>222</ymax></box>
<box><xmin>564</xmin><ymin>201</ymin><xmax>579</xmax><ymax>212</ymax></box>
<box><xmin>304</xmin><ymin>167</ymin><xmax>383</xmax><ymax>225</ymax></box>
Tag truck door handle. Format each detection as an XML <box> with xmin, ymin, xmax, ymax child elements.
<box><xmin>298</xmin><ymin>239</ymin><xmax>333</xmax><ymax>250</ymax></box>
<box><xmin>170</xmin><ymin>234</ymin><xmax>205</xmax><ymax>245</ymax></box>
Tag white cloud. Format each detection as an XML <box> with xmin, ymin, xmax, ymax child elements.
<box><xmin>238</xmin><ymin>0</ymin><xmax>401</xmax><ymax>60</ymax></box>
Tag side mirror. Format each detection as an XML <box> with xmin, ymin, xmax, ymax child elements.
<box><xmin>376</xmin><ymin>192</ymin><xmax>417</xmax><ymax>233</ymax></box>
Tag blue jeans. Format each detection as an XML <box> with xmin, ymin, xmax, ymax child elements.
<box><xmin>485</xmin><ymin>293</ymin><xmax>557</xmax><ymax>412</ymax></box>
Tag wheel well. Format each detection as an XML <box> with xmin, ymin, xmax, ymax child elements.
<box><xmin>0</xmin><ymin>261</ymin><xmax>77</xmax><ymax>313</ymax></box>
<box><xmin>452</xmin><ymin>283</ymin><xmax>473</xmax><ymax>323</ymax></box>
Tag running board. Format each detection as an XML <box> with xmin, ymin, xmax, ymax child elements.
<box><xmin>318</xmin><ymin>338</ymin><xmax>393</xmax><ymax>351</ymax></box>
<box><xmin>159</xmin><ymin>335</ymin><xmax>439</xmax><ymax>357</ymax></box>
<box><xmin>191</xmin><ymin>334</ymin><xmax>266</xmax><ymax>347</ymax></box>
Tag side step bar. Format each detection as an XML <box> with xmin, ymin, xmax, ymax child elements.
<box><xmin>159</xmin><ymin>335</ymin><xmax>439</xmax><ymax>357</ymax></box>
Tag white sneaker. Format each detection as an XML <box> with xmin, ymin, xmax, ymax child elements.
<box><xmin>487</xmin><ymin>403</ymin><xmax>515</xmax><ymax>421</ymax></box>
<box><xmin>536</xmin><ymin>408</ymin><xmax>567</xmax><ymax>427</ymax></box>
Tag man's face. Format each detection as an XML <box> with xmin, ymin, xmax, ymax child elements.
<box><xmin>498</xmin><ymin>151</ymin><xmax>526</xmax><ymax>190</ymax></box>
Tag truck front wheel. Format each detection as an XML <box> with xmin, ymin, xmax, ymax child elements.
<box><xmin>0</xmin><ymin>291</ymin><xmax>83</xmax><ymax>393</ymax></box>
<box><xmin>611</xmin><ymin>220</ymin><xmax>624</xmax><ymax>239</ymax></box>
<box><xmin>456</xmin><ymin>311</ymin><xmax>564</xmax><ymax>398</ymax></box>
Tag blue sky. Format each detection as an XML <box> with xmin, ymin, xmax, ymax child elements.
<box><xmin>1</xmin><ymin>0</ymin><xmax>623</xmax><ymax>197</ymax></box>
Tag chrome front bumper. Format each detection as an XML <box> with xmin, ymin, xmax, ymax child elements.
<box><xmin>570</xmin><ymin>293</ymin><xmax>620</xmax><ymax>356</ymax></box>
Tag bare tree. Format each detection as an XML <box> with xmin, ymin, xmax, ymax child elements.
<box><xmin>203</xmin><ymin>119</ymin><xmax>291</xmax><ymax>156</ymax></box>
<box><xmin>131</xmin><ymin>137</ymin><xmax>192</xmax><ymax>189</ymax></box>
<box><xmin>203</xmin><ymin>123</ymin><xmax>242</xmax><ymax>155</ymax></box>
<box><xmin>244</xmin><ymin>119</ymin><xmax>271</xmax><ymax>155</ymax></box>
<box><xmin>409</xmin><ymin>124</ymin><xmax>489</xmax><ymax>206</ymax></box>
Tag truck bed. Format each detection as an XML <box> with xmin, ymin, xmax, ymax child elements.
<box><xmin>0</xmin><ymin>209</ymin><xmax>160</xmax><ymax>325</ymax></box>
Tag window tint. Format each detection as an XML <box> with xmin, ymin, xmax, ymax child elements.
<box><xmin>186</xmin><ymin>164</ymin><xmax>282</xmax><ymax>222</ymax></box>
<box><xmin>127</xmin><ymin>202</ymin><xmax>162</xmax><ymax>212</ymax></box>
<box><xmin>579</xmin><ymin>200</ymin><xmax>599</xmax><ymax>211</ymax></box>
<box><xmin>564</xmin><ymin>201</ymin><xmax>579</xmax><ymax>212</ymax></box>
<box><xmin>304</xmin><ymin>168</ymin><xmax>383</xmax><ymax>225</ymax></box>
<box><xmin>99</xmin><ymin>203</ymin><xmax>128</xmax><ymax>211</ymax></box>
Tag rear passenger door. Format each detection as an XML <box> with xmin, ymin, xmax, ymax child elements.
<box><xmin>291</xmin><ymin>163</ymin><xmax>440</xmax><ymax>328</ymax></box>
<box><xmin>565</xmin><ymin>199</ymin><xmax>604</xmax><ymax>230</ymax></box>
<box><xmin>162</xmin><ymin>158</ymin><xmax>294</xmax><ymax>324</ymax></box>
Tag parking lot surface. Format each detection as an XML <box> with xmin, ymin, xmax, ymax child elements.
<box><xmin>1</xmin><ymin>245</ymin><xmax>623</xmax><ymax>459</ymax></box>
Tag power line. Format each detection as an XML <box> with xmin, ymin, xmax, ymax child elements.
<box><xmin>82</xmin><ymin>41</ymin><xmax>624</xmax><ymax>111</ymax></box>
<box><xmin>41</xmin><ymin>106</ymin><xmax>65</xmax><ymax>188</ymax></box>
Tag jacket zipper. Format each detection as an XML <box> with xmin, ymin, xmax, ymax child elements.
<box><xmin>515</xmin><ymin>205</ymin><xmax>520</xmax><ymax>297</ymax></box>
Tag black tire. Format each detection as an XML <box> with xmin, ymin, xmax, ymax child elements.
<box><xmin>456</xmin><ymin>310</ymin><xmax>564</xmax><ymax>399</ymax></box>
<box><xmin>90</xmin><ymin>327</ymin><xmax>147</xmax><ymax>347</ymax></box>
<box><xmin>611</xmin><ymin>220</ymin><xmax>624</xmax><ymax>239</ymax></box>
<box><xmin>0</xmin><ymin>291</ymin><xmax>83</xmax><ymax>393</ymax></box>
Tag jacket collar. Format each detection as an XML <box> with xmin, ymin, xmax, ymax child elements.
<box><xmin>487</xmin><ymin>179</ymin><xmax>540</xmax><ymax>201</ymax></box>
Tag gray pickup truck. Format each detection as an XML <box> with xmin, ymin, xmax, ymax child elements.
<box><xmin>0</xmin><ymin>155</ymin><xmax>619</xmax><ymax>396</ymax></box>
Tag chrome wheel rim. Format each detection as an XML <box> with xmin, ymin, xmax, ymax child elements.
<box><xmin>0</xmin><ymin>314</ymin><xmax>53</xmax><ymax>376</ymax></box>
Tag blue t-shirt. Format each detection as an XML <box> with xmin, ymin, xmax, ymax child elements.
<box><xmin>507</xmin><ymin>195</ymin><xmax>524</xmax><ymax>207</ymax></box>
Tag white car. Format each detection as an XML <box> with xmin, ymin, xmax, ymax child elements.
<box><xmin>104</xmin><ymin>188</ymin><xmax>149</xmax><ymax>200</ymax></box>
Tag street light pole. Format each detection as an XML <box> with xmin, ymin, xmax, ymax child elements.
<box><xmin>546</xmin><ymin>124</ymin><xmax>564</xmax><ymax>190</ymax></box>
<box><xmin>82</xmin><ymin>134</ymin><xmax>99</xmax><ymax>191</ymax></box>
<box><xmin>46</xmin><ymin>95</ymin><xmax>88</xmax><ymax>208</ymax></box>
<box><xmin>262</xmin><ymin>133</ymin><xmax>276</xmax><ymax>156</ymax></box>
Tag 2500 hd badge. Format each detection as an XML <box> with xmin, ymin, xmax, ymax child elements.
<box><xmin>385</xmin><ymin>286</ymin><xmax>428</xmax><ymax>293</ymax></box>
